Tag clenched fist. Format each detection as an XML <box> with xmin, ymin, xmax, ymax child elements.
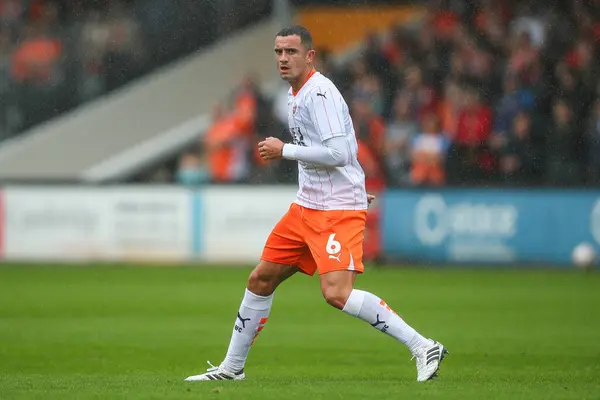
<box><xmin>258</xmin><ymin>137</ymin><xmax>284</xmax><ymax>161</ymax></box>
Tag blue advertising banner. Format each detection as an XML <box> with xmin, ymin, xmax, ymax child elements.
<box><xmin>382</xmin><ymin>189</ymin><xmax>600</xmax><ymax>265</ymax></box>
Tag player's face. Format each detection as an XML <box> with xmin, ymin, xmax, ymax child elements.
<box><xmin>274</xmin><ymin>35</ymin><xmax>314</xmax><ymax>82</ymax></box>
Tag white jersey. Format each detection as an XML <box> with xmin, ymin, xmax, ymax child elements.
<box><xmin>287</xmin><ymin>71</ymin><xmax>368</xmax><ymax>211</ymax></box>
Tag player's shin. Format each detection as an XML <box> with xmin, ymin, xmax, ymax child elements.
<box><xmin>221</xmin><ymin>289</ymin><xmax>273</xmax><ymax>372</ymax></box>
<box><xmin>341</xmin><ymin>289</ymin><xmax>429</xmax><ymax>354</ymax></box>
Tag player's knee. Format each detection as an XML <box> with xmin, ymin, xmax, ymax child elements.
<box><xmin>247</xmin><ymin>268</ymin><xmax>277</xmax><ymax>296</ymax></box>
<box><xmin>321</xmin><ymin>285</ymin><xmax>352</xmax><ymax>310</ymax></box>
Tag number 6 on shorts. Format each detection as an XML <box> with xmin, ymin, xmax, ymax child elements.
<box><xmin>326</xmin><ymin>233</ymin><xmax>341</xmax><ymax>255</ymax></box>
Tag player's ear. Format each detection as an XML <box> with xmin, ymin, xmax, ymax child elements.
<box><xmin>306</xmin><ymin>49</ymin><xmax>316</xmax><ymax>63</ymax></box>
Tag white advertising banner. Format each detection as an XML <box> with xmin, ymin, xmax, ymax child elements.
<box><xmin>201</xmin><ymin>186</ymin><xmax>297</xmax><ymax>262</ymax></box>
<box><xmin>2</xmin><ymin>186</ymin><xmax>193</xmax><ymax>261</ymax></box>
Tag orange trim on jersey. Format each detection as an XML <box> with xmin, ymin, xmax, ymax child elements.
<box><xmin>292</xmin><ymin>68</ymin><xmax>316</xmax><ymax>96</ymax></box>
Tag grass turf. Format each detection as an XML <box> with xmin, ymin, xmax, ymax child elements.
<box><xmin>0</xmin><ymin>264</ymin><xmax>599</xmax><ymax>399</ymax></box>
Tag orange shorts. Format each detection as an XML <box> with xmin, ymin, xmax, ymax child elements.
<box><xmin>261</xmin><ymin>203</ymin><xmax>367</xmax><ymax>276</ymax></box>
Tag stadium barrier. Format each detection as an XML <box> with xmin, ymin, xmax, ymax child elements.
<box><xmin>382</xmin><ymin>188</ymin><xmax>600</xmax><ymax>266</ymax></box>
<box><xmin>200</xmin><ymin>186</ymin><xmax>297</xmax><ymax>263</ymax></box>
<box><xmin>1</xmin><ymin>185</ymin><xmax>598</xmax><ymax>266</ymax></box>
<box><xmin>0</xmin><ymin>185</ymin><xmax>298</xmax><ymax>263</ymax></box>
<box><xmin>0</xmin><ymin>186</ymin><xmax>195</xmax><ymax>262</ymax></box>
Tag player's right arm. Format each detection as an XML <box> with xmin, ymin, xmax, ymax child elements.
<box><xmin>282</xmin><ymin>84</ymin><xmax>351</xmax><ymax>167</ymax></box>
<box><xmin>281</xmin><ymin>136</ymin><xmax>349</xmax><ymax>167</ymax></box>
<box><xmin>258</xmin><ymin>135</ymin><xmax>350</xmax><ymax>167</ymax></box>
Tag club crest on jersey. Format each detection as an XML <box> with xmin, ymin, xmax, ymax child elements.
<box><xmin>292</xmin><ymin>103</ymin><xmax>297</xmax><ymax>115</ymax></box>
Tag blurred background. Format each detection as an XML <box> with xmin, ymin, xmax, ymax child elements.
<box><xmin>2</xmin><ymin>4</ymin><xmax>599</xmax><ymax>397</ymax></box>
<box><xmin>0</xmin><ymin>0</ymin><xmax>599</xmax><ymax>268</ymax></box>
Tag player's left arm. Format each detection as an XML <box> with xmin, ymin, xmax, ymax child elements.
<box><xmin>308</xmin><ymin>85</ymin><xmax>346</xmax><ymax>141</ymax></box>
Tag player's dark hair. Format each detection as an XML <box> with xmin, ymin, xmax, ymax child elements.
<box><xmin>276</xmin><ymin>25</ymin><xmax>314</xmax><ymax>50</ymax></box>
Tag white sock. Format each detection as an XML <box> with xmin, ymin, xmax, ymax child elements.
<box><xmin>342</xmin><ymin>289</ymin><xmax>429</xmax><ymax>354</ymax></box>
<box><xmin>221</xmin><ymin>289</ymin><xmax>273</xmax><ymax>372</ymax></box>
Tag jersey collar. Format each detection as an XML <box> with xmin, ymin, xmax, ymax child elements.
<box><xmin>292</xmin><ymin>69</ymin><xmax>317</xmax><ymax>97</ymax></box>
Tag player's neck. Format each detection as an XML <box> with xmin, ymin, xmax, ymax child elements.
<box><xmin>291</xmin><ymin>68</ymin><xmax>316</xmax><ymax>96</ymax></box>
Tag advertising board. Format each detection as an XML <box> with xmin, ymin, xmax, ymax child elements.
<box><xmin>200</xmin><ymin>186</ymin><xmax>297</xmax><ymax>262</ymax></box>
<box><xmin>2</xmin><ymin>186</ymin><xmax>193</xmax><ymax>262</ymax></box>
<box><xmin>382</xmin><ymin>189</ymin><xmax>600</xmax><ymax>265</ymax></box>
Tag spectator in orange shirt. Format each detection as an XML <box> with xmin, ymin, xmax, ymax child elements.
<box><xmin>203</xmin><ymin>104</ymin><xmax>250</xmax><ymax>183</ymax></box>
<box><xmin>11</xmin><ymin>22</ymin><xmax>63</xmax><ymax>85</ymax></box>
<box><xmin>233</xmin><ymin>76</ymin><xmax>258</xmax><ymax>137</ymax></box>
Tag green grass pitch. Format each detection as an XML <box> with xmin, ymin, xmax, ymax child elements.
<box><xmin>0</xmin><ymin>264</ymin><xmax>599</xmax><ymax>399</ymax></box>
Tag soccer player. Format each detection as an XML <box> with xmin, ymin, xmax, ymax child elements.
<box><xmin>185</xmin><ymin>26</ymin><xmax>447</xmax><ymax>383</ymax></box>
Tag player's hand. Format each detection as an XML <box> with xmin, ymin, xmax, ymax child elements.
<box><xmin>258</xmin><ymin>137</ymin><xmax>284</xmax><ymax>161</ymax></box>
<box><xmin>367</xmin><ymin>193</ymin><xmax>376</xmax><ymax>207</ymax></box>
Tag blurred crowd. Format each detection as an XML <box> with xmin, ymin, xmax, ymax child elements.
<box><xmin>0</xmin><ymin>0</ymin><xmax>270</xmax><ymax>140</ymax></box>
<box><xmin>170</xmin><ymin>0</ymin><xmax>600</xmax><ymax>189</ymax></box>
